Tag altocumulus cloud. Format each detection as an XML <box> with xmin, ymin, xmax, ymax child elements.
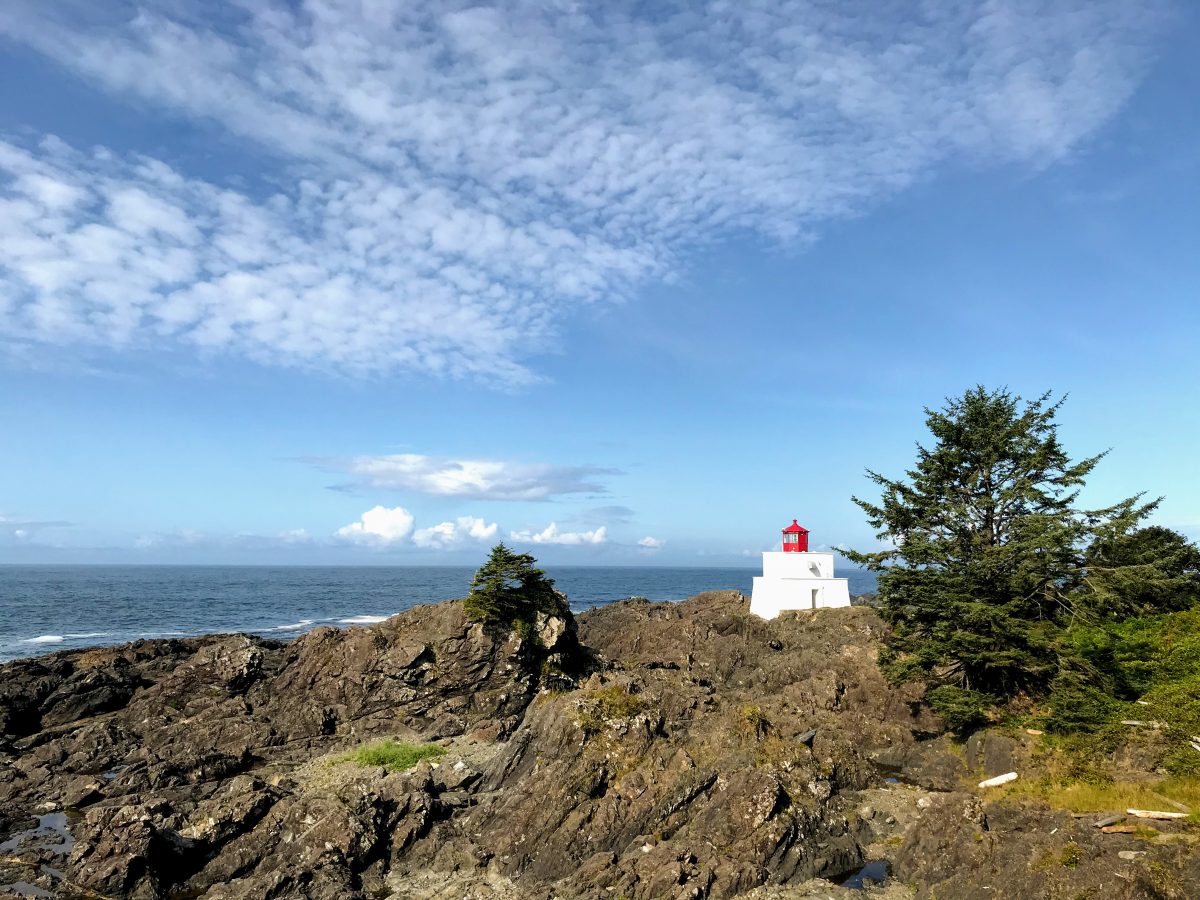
<box><xmin>0</xmin><ymin>1</ymin><xmax>1165</xmax><ymax>382</ymax></box>
<box><xmin>317</xmin><ymin>453</ymin><xmax>615</xmax><ymax>501</ymax></box>
<box><xmin>510</xmin><ymin>523</ymin><xmax>607</xmax><ymax>546</ymax></box>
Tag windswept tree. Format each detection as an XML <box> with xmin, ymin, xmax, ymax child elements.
<box><xmin>847</xmin><ymin>387</ymin><xmax>1156</xmax><ymax>707</ymax></box>
<box><xmin>463</xmin><ymin>542</ymin><xmax>569</xmax><ymax>628</ymax></box>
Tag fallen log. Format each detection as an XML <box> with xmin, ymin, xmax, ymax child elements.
<box><xmin>1094</xmin><ymin>815</ymin><xmax>1125</xmax><ymax>828</ymax></box>
<box><xmin>1126</xmin><ymin>808</ymin><xmax>1188</xmax><ymax>820</ymax></box>
<box><xmin>978</xmin><ymin>772</ymin><xmax>1018</xmax><ymax>789</ymax></box>
<box><xmin>1102</xmin><ymin>824</ymin><xmax>1138</xmax><ymax>834</ymax></box>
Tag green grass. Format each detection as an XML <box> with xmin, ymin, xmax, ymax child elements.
<box><xmin>999</xmin><ymin>771</ymin><xmax>1200</xmax><ymax>816</ymax></box>
<box><xmin>329</xmin><ymin>739</ymin><xmax>446</xmax><ymax>772</ymax></box>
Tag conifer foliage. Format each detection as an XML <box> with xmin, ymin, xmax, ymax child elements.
<box><xmin>848</xmin><ymin>387</ymin><xmax>1157</xmax><ymax>701</ymax></box>
<box><xmin>463</xmin><ymin>542</ymin><xmax>569</xmax><ymax>629</ymax></box>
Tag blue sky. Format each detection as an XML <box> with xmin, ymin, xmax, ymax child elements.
<box><xmin>1</xmin><ymin>0</ymin><xmax>1197</xmax><ymax>565</ymax></box>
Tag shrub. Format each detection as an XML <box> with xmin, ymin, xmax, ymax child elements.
<box><xmin>925</xmin><ymin>685</ymin><xmax>996</xmax><ymax>734</ymax></box>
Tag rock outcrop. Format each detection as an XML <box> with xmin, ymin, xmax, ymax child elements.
<box><xmin>1</xmin><ymin>592</ymin><xmax>1197</xmax><ymax>899</ymax></box>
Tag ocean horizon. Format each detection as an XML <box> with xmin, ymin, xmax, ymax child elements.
<box><xmin>0</xmin><ymin>564</ymin><xmax>878</xmax><ymax>663</ymax></box>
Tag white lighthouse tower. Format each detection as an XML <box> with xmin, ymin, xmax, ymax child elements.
<box><xmin>749</xmin><ymin>519</ymin><xmax>852</xmax><ymax>619</ymax></box>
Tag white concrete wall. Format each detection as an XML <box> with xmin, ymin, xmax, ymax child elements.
<box><xmin>762</xmin><ymin>551</ymin><xmax>834</xmax><ymax>579</ymax></box>
<box><xmin>749</xmin><ymin>576</ymin><xmax>852</xmax><ymax>619</ymax></box>
<box><xmin>750</xmin><ymin>551</ymin><xmax>851</xmax><ymax>619</ymax></box>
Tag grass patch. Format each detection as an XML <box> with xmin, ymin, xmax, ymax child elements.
<box><xmin>1000</xmin><ymin>773</ymin><xmax>1200</xmax><ymax>815</ymax></box>
<box><xmin>574</xmin><ymin>685</ymin><xmax>646</xmax><ymax>735</ymax></box>
<box><xmin>741</xmin><ymin>704</ymin><xmax>771</xmax><ymax>740</ymax></box>
<box><xmin>329</xmin><ymin>739</ymin><xmax>446</xmax><ymax>772</ymax></box>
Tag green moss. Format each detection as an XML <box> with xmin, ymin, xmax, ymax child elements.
<box><xmin>329</xmin><ymin>739</ymin><xmax>446</xmax><ymax>773</ymax></box>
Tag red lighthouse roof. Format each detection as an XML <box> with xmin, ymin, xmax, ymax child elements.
<box><xmin>781</xmin><ymin>519</ymin><xmax>809</xmax><ymax>552</ymax></box>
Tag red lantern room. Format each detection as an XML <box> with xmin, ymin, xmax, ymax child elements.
<box><xmin>782</xmin><ymin>519</ymin><xmax>809</xmax><ymax>553</ymax></box>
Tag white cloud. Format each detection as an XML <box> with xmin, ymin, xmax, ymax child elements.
<box><xmin>412</xmin><ymin>516</ymin><xmax>499</xmax><ymax>549</ymax></box>
<box><xmin>0</xmin><ymin>1</ymin><xmax>1165</xmax><ymax>381</ymax></box>
<box><xmin>321</xmin><ymin>453</ymin><xmax>614</xmax><ymax>500</ymax></box>
<box><xmin>510</xmin><ymin>522</ymin><xmax>607</xmax><ymax>546</ymax></box>
<box><xmin>335</xmin><ymin>505</ymin><xmax>415</xmax><ymax>545</ymax></box>
<box><xmin>638</xmin><ymin>536</ymin><xmax>664</xmax><ymax>550</ymax></box>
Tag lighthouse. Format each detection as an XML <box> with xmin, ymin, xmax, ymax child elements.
<box><xmin>749</xmin><ymin>519</ymin><xmax>852</xmax><ymax>619</ymax></box>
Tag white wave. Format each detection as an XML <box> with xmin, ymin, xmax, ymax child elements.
<box><xmin>64</xmin><ymin>632</ymin><xmax>111</xmax><ymax>639</ymax></box>
<box><xmin>338</xmin><ymin>614</ymin><xmax>391</xmax><ymax>625</ymax></box>
<box><xmin>271</xmin><ymin>619</ymin><xmax>315</xmax><ymax>631</ymax></box>
<box><xmin>21</xmin><ymin>635</ymin><xmax>64</xmax><ymax>644</ymax></box>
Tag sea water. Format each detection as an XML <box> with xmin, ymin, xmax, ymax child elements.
<box><xmin>0</xmin><ymin>565</ymin><xmax>877</xmax><ymax>663</ymax></box>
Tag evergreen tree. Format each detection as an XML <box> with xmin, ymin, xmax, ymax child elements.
<box><xmin>1082</xmin><ymin>526</ymin><xmax>1200</xmax><ymax>618</ymax></box>
<box><xmin>847</xmin><ymin>386</ymin><xmax>1155</xmax><ymax>699</ymax></box>
<box><xmin>463</xmin><ymin>543</ymin><xmax>568</xmax><ymax>628</ymax></box>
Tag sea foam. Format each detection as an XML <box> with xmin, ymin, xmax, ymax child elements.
<box><xmin>21</xmin><ymin>635</ymin><xmax>64</xmax><ymax>644</ymax></box>
<box><xmin>338</xmin><ymin>614</ymin><xmax>391</xmax><ymax>625</ymax></box>
<box><xmin>271</xmin><ymin>619</ymin><xmax>316</xmax><ymax>631</ymax></box>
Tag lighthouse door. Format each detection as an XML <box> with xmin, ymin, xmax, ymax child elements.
<box><xmin>811</xmin><ymin>589</ymin><xmax>818</xmax><ymax>610</ymax></box>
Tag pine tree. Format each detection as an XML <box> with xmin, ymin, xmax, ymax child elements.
<box><xmin>463</xmin><ymin>543</ymin><xmax>568</xmax><ymax>628</ymax></box>
<box><xmin>847</xmin><ymin>386</ymin><xmax>1156</xmax><ymax>699</ymax></box>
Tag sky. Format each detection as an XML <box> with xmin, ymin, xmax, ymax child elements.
<box><xmin>1</xmin><ymin>0</ymin><xmax>1197</xmax><ymax>566</ymax></box>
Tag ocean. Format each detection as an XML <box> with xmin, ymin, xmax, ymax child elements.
<box><xmin>0</xmin><ymin>565</ymin><xmax>877</xmax><ymax>663</ymax></box>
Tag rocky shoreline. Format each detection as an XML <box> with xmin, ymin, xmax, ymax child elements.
<box><xmin>1</xmin><ymin>592</ymin><xmax>1196</xmax><ymax>899</ymax></box>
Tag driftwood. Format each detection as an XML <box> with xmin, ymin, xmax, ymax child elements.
<box><xmin>1093</xmin><ymin>815</ymin><xmax>1125</xmax><ymax>828</ymax></box>
<box><xmin>1102</xmin><ymin>824</ymin><xmax>1138</xmax><ymax>834</ymax></box>
<box><xmin>1126</xmin><ymin>808</ymin><xmax>1189</xmax><ymax>820</ymax></box>
<box><xmin>1119</xmin><ymin>719</ymin><xmax>1166</xmax><ymax>729</ymax></box>
<box><xmin>978</xmin><ymin>772</ymin><xmax>1018</xmax><ymax>789</ymax></box>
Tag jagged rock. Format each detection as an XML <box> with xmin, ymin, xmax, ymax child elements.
<box><xmin>3</xmin><ymin>592</ymin><xmax>1199</xmax><ymax>899</ymax></box>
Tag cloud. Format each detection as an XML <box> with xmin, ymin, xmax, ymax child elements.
<box><xmin>317</xmin><ymin>453</ymin><xmax>616</xmax><ymax>500</ymax></box>
<box><xmin>638</xmin><ymin>536</ymin><xmax>664</xmax><ymax>550</ymax></box>
<box><xmin>510</xmin><ymin>522</ymin><xmax>607</xmax><ymax>546</ymax></box>
<box><xmin>0</xmin><ymin>1</ymin><xmax>1165</xmax><ymax>382</ymax></box>
<box><xmin>334</xmin><ymin>505</ymin><xmax>415</xmax><ymax>545</ymax></box>
<box><xmin>412</xmin><ymin>516</ymin><xmax>499</xmax><ymax>549</ymax></box>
